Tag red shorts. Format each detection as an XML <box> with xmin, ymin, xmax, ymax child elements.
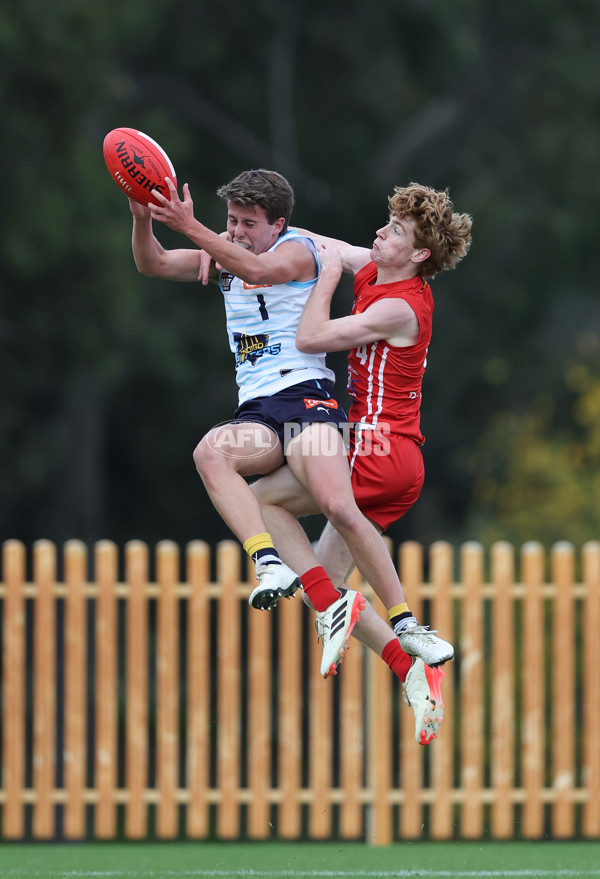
<box><xmin>349</xmin><ymin>430</ymin><xmax>424</xmax><ymax>532</ymax></box>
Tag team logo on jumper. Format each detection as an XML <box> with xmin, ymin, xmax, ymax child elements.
<box><xmin>233</xmin><ymin>332</ymin><xmax>281</xmax><ymax>366</ymax></box>
<box><xmin>303</xmin><ymin>398</ymin><xmax>339</xmax><ymax>410</ymax></box>
<box><xmin>220</xmin><ymin>272</ymin><xmax>234</xmax><ymax>291</ymax></box>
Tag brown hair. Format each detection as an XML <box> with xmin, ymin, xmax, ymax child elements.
<box><xmin>216</xmin><ymin>169</ymin><xmax>295</xmax><ymax>233</ymax></box>
<box><xmin>388</xmin><ymin>182</ymin><xmax>472</xmax><ymax>279</ymax></box>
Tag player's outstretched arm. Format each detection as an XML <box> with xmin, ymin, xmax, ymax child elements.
<box><xmin>150</xmin><ymin>179</ymin><xmax>315</xmax><ymax>286</ymax></box>
<box><xmin>130</xmin><ymin>198</ymin><xmax>204</xmax><ymax>282</ymax></box>
<box><xmin>294</xmin><ymin>227</ymin><xmax>371</xmax><ymax>275</ymax></box>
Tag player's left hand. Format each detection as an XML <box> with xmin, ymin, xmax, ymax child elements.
<box><xmin>129</xmin><ymin>197</ymin><xmax>151</xmax><ymax>219</ymax></box>
<box><xmin>150</xmin><ymin>179</ymin><xmax>195</xmax><ymax>234</ymax></box>
<box><xmin>317</xmin><ymin>243</ymin><xmax>343</xmax><ymax>282</ymax></box>
<box><xmin>198</xmin><ymin>230</ymin><xmax>230</xmax><ymax>284</ymax></box>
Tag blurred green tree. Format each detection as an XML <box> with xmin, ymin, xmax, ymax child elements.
<box><xmin>1</xmin><ymin>0</ymin><xmax>599</xmax><ymax>553</ymax></box>
<box><xmin>468</xmin><ymin>355</ymin><xmax>600</xmax><ymax>547</ymax></box>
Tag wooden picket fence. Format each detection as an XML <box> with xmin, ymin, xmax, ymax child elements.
<box><xmin>1</xmin><ymin>537</ymin><xmax>599</xmax><ymax>844</ymax></box>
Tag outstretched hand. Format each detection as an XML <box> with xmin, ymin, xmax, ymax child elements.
<box><xmin>150</xmin><ymin>178</ymin><xmax>195</xmax><ymax>235</ymax></box>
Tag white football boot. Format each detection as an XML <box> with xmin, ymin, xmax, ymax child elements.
<box><xmin>248</xmin><ymin>562</ymin><xmax>301</xmax><ymax>610</ymax></box>
<box><xmin>315</xmin><ymin>587</ymin><xmax>366</xmax><ymax>678</ymax></box>
<box><xmin>396</xmin><ymin>621</ymin><xmax>454</xmax><ymax>667</ymax></box>
<box><xmin>402</xmin><ymin>657</ymin><xmax>445</xmax><ymax>745</ymax></box>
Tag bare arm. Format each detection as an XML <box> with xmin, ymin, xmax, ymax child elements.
<box><xmin>293</xmin><ymin>227</ymin><xmax>371</xmax><ymax>275</ymax></box>
<box><xmin>150</xmin><ymin>180</ymin><xmax>316</xmax><ymax>286</ymax></box>
<box><xmin>130</xmin><ymin>199</ymin><xmax>206</xmax><ymax>282</ymax></box>
<box><xmin>296</xmin><ymin>245</ymin><xmax>419</xmax><ymax>354</ymax></box>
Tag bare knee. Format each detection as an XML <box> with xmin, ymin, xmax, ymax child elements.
<box><xmin>320</xmin><ymin>495</ymin><xmax>362</xmax><ymax>534</ymax></box>
<box><xmin>193</xmin><ymin>435</ymin><xmax>222</xmax><ymax>481</ymax></box>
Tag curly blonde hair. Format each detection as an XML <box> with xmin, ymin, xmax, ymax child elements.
<box><xmin>388</xmin><ymin>182</ymin><xmax>472</xmax><ymax>279</ymax></box>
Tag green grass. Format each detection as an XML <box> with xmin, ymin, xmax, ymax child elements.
<box><xmin>0</xmin><ymin>841</ymin><xmax>598</xmax><ymax>878</ymax></box>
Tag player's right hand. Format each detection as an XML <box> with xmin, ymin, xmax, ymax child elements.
<box><xmin>129</xmin><ymin>198</ymin><xmax>151</xmax><ymax>219</ymax></box>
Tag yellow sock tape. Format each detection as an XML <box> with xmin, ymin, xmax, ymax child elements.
<box><xmin>388</xmin><ymin>602</ymin><xmax>409</xmax><ymax>620</ymax></box>
<box><xmin>243</xmin><ymin>532</ymin><xmax>274</xmax><ymax>558</ymax></box>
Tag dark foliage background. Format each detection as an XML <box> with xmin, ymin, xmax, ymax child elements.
<box><xmin>2</xmin><ymin>0</ymin><xmax>599</xmax><ymax>554</ymax></box>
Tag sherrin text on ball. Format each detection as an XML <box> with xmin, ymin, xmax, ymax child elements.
<box><xmin>103</xmin><ymin>127</ymin><xmax>177</xmax><ymax>206</ymax></box>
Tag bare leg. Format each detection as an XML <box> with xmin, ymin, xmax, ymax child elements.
<box><xmin>193</xmin><ymin>423</ymin><xmax>284</xmax><ymax>543</ymax></box>
<box><xmin>253</xmin><ymin>468</ymin><xmax>397</xmax><ymax>658</ymax></box>
<box><xmin>285</xmin><ymin>423</ymin><xmax>407</xmax><ymax>609</ymax></box>
<box><xmin>314</xmin><ymin>519</ymin><xmax>395</xmax><ymax>656</ymax></box>
<box><xmin>253</xmin><ymin>464</ymin><xmax>448</xmax><ymax>744</ymax></box>
<box><xmin>249</xmin><ymin>463</ymin><xmax>324</xmax><ymax>573</ymax></box>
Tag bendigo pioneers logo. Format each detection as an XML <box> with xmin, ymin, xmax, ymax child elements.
<box><xmin>233</xmin><ymin>332</ymin><xmax>281</xmax><ymax>366</ymax></box>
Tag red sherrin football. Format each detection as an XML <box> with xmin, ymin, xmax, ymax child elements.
<box><xmin>103</xmin><ymin>127</ymin><xmax>177</xmax><ymax>206</ymax></box>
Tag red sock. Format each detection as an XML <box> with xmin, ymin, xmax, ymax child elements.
<box><xmin>382</xmin><ymin>637</ymin><xmax>413</xmax><ymax>682</ymax></box>
<box><xmin>301</xmin><ymin>566</ymin><xmax>340</xmax><ymax>612</ymax></box>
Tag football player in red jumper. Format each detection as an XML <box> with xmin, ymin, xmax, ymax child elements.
<box><xmin>252</xmin><ymin>182</ymin><xmax>472</xmax><ymax>743</ymax></box>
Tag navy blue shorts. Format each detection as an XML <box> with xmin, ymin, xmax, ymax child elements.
<box><xmin>232</xmin><ymin>380</ymin><xmax>348</xmax><ymax>452</ymax></box>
